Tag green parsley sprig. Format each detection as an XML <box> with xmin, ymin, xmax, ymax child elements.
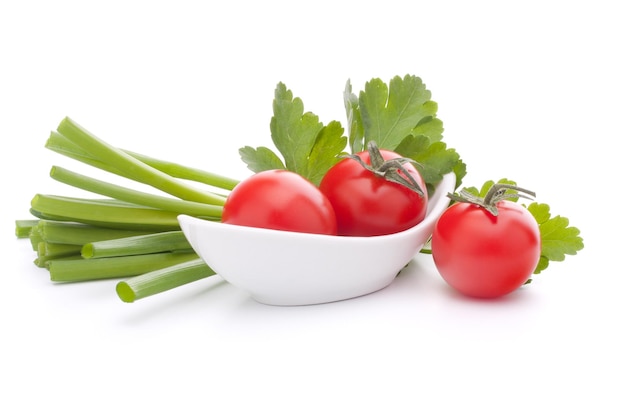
<box><xmin>239</xmin><ymin>82</ymin><xmax>347</xmax><ymax>186</ymax></box>
<box><xmin>240</xmin><ymin>75</ymin><xmax>465</xmax><ymax>192</ymax></box>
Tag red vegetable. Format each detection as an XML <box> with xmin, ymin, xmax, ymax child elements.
<box><xmin>222</xmin><ymin>169</ymin><xmax>337</xmax><ymax>235</ymax></box>
<box><xmin>431</xmin><ymin>184</ymin><xmax>541</xmax><ymax>298</ymax></box>
<box><xmin>319</xmin><ymin>142</ymin><xmax>428</xmax><ymax>236</ymax></box>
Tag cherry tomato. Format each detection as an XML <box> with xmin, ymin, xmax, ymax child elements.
<box><xmin>222</xmin><ymin>169</ymin><xmax>337</xmax><ymax>235</ymax></box>
<box><xmin>319</xmin><ymin>145</ymin><xmax>428</xmax><ymax>236</ymax></box>
<box><xmin>431</xmin><ymin>194</ymin><xmax>541</xmax><ymax>298</ymax></box>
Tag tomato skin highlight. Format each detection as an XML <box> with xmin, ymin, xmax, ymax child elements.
<box><xmin>222</xmin><ymin>170</ymin><xmax>337</xmax><ymax>235</ymax></box>
<box><xmin>431</xmin><ymin>200</ymin><xmax>541</xmax><ymax>298</ymax></box>
<box><xmin>319</xmin><ymin>149</ymin><xmax>428</xmax><ymax>236</ymax></box>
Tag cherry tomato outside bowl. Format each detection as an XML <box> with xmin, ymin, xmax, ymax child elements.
<box><xmin>431</xmin><ymin>200</ymin><xmax>541</xmax><ymax>298</ymax></box>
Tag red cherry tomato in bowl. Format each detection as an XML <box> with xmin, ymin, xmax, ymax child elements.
<box><xmin>319</xmin><ymin>143</ymin><xmax>428</xmax><ymax>236</ymax></box>
<box><xmin>431</xmin><ymin>184</ymin><xmax>541</xmax><ymax>298</ymax></box>
<box><xmin>222</xmin><ymin>169</ymin><xmax>337</xmax><ymax>235</ymax></box>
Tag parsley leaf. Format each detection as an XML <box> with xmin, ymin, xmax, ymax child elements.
<box><xmin>344</xmin><ymin>79</ymin><xmax>364</xmax><ymax>153</ymax></box>
<box><xmin>242</xmin><ymin>75</ymin><xmax>461</xmax><ymax>190</ymax></box>
<box><xmin>527</xmin><ymin>202</ymin><xmax>584</xmax><ymax>274</ymax></box>
<box><xmin>305</xmin><ymin>120</ymin><xmax>347</xmax><ymax>186</ymax></box>
<box><xmin>395</xmin><ymin>136</ymin><xmax>466</xmax><ymax>194</ymax></box>
<box><xmin>239</xmin><ymin>82</ymin><xmax>347</xmax><ymax>185</ymax></box>
<box><xmin>464</xmin><ymin>178</ymin><xmax>520</xmax><ymax>201</ymax></box>
<box><xmin>238</xmin><ymin>146</ymin><xmax>285</xmax><ymax>172</ymax></box>
<box><xmin>349</xmin><ymin>74</ymin><xmax>439</xmax><ymax>152</ymax></box>
<box><xmin>345</xmin><ymin>74</ymin><xmax>464</xmax><ymax>192</ymax></box>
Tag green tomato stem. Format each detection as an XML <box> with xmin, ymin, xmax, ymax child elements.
<box><xmin>343</xmin><ymin>141</ymin><xmax>425</xmax><ymax>196</ymax></box>
<box><xmin>448</xmin><ymin>183</ymin><xmax>536</xmax><ymax>216</ymax></box>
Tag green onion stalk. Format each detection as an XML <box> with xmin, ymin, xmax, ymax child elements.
<box><xmin>15</xmin><ymin>117</ymin><xmax>239</xmax><ymax>302</ymax></box>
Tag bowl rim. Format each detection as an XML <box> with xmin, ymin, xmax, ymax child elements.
<box><xmin>178</xmin><ymin>172</ymin><xmax>456</xmax><ymax>243</ymax></box>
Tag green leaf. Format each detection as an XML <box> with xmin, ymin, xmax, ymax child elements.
<box><xmin>344</xmin><ymin>79</ymin><xmax>364</xmax><ymax>153</ymax></box>
<box><xmin>241</xmin><ymin>76</ymin><xmax>448</xmax><ymax>188</ymax></box>
<box><xmin>394</xmin><ymin>135</ymin><xmax>462</xmax><ymax>193</ymax></box>
<box><xmin>526</xmin><ymin>201</ymin><xmax>551</xmax><ymax>223</ymax></box>
<box><xmin>452</xmin><ymin>159</ymin><xmax>467</xmax><ymax>190</ymax></box>
<box><xmin>238</xmin><ymin>146</ymin><xmax>285</xmax><ymax>173</ymax></box>
<box><xmin>270</xmin><ymin>82</ymin><xmax>324</xmax><ymax>175</ymax></box>
<box><xmin>240</xmin><ymin>82</ymin><xmax>347</xmax><ymax>185</ymax></box>
<box><xmin>465</xmin><ymin>179</ymin><xmax>520</xmax><ymax>201</ymax></box>
<box><xmin>527</xmin><ymin>202</ymin><xmax>584</xmax><ymax>274</ymax></box>
<box><xmin>534</xmin><ymin>256</ymin><xmax>550</xmax><ymax>274</ymax></box>
<box><xmin>359</xmin><ymin>74</ymin><xmax>437</xmax><ymax>150</ymax></box>
<box><xmin>411</xmin><ymin>114</ymin><xmax>444</xmax><ymax>143</ymax></box>
<box><xmin>306</xmin><ymin>121</ymin><xmax>347</xmax><ymax>186</ymax></box>
<box><xmin>527</xmin><ymin>202</ymin><xmax>584</xmax><ymax>269</ymax></box>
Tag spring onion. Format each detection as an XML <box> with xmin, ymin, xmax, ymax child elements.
<box><xmin>15</xmin><ymin>116</ymin><xmax>240</xmax><ymax>301</ymax></box>
<box><xmin>116</xmin><ymin>258</ymin><xmax>215</xmax><ymax>303</ymax></box>
<box><xmin>48</xmin><ymin>252</ymin><xmax>200</xmax><ymax>282</ymax></box>
<box><xmin>82</xmin><ymin>231</ymin><xmax>191</xmax><ymax>259</ymax></box>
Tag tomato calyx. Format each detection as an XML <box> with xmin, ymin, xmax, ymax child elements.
<box><xmin>342</xmin><ymin>141</ymin><xmax>425</xmax><ymax>196</ymax></box>
<box><xmin>448</xmin><ymin>183</ymin><xmax>536</xmax><ymax>216</ymax></box>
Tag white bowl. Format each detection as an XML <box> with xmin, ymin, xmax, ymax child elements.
<box><xmin>178</xmin><ymin>172</ymin><xmax>456</xmax><ymax>306</ymax></box>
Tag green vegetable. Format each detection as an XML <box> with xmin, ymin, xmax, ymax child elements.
<box><xmin>50</xmin><ymin>165</ymin><xmax>223</xmax><ymax>219</ymax></box>
<box><xmin>48</xmin><ymin>252</ymin><xmax>200</xmax><ymax>282</ymax></box>
<box><xmin>346</xmin><ymin>75</ymin><xmax>466</xmax><ymax>193</ymax></box>
<box><xmin>82</xmin><ymin>231</ymin><xmax>191</xmax><ymax>259</ymax></box>
<box><xmin>13</xmin><ymin>74</ymin><xmax>583</xmax><ymax>304</ymax></box>
<box><xmin>350</xmin><ymin>75</ymin><xmax>440</xmax><ymax>151</ymax></box>
<box><xmin>36</xmin><ymin>241</ymin><xmax>82</xmax><ymax>266</ymax></box>
<box><xmin>239</xmin><ymin>82</ymin><xmax>347</xmax><ymax>186</ymax></box>
<box><xmin>526</xmin><ymin>202</ymin><xmax>584</xmax><ymax>274</ymax></box>
<box><xmin>15</xmin><ymin>220</ymin><xmax>39</xmax><ymax>238</ymax></box>
<box><xmin>55</xmin><ymin>117</ymin><xmax>227</xmax><ymax>206</ymax></box>
<box><xmin>116</xmin><ymin>258</ymin><xmax>215</xmax><ymax>303</ymax></box>
<box><xmin>240</xmin><ymin>75</ymin><xmax>465</xmax><ymax>193</ymax></box>
<box><xmin>16</xmin><ymin>116</ymin><xmax>239</xmax><ymax>298</ymax></box>
<box><xmin>46</xmin><ymin>130</ymin><xmax>238</xmax><ymax>191</ymax></box>
<box><xmin>33</xmin><ymin>220</ymin><xmax>153</xmax><ymax>246</ymax></box>
<box><xmin>31</xmin><ymin>194</ymin><xmax>183</xmax><ymax>231</ymax></box>
<box><xmin>122</xmin><ymin>149</ymin><xmax>239</xmax><ymax>191</ymax></box>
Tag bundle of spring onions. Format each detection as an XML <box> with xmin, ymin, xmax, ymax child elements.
<box><xmin>15</xmin><ymin>117</ymin><xmax>240</xmax><ymax>302</ymax></box>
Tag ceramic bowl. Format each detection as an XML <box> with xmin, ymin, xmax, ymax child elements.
<box><xmin>178</xmin><ymin>172</ymin><xmax>456</xmax><ymax>306</ymax></box>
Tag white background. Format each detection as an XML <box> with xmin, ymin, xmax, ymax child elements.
<box><xmin>1</xmin><ymin>1</ymin><xmax>623</xmax><ymax>416</ymax></box>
